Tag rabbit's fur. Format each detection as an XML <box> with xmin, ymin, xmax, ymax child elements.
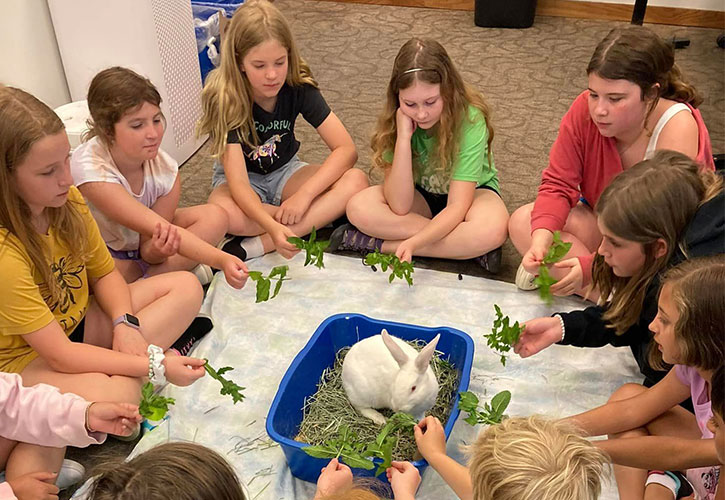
<box><xmin>341</xmin><ymin>329</ymin><xmax>440</xmax><ymax>425</ymax></box>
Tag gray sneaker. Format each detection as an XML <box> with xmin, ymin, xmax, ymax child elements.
<box><xmin>56</xmin><ymin>459</ymin><xmax>85</xmax><ymax>490</ymax></box>
<box><xmin>327</xmin><ymin>223</ymin><xmax>383</xmax><ymax>254</ymax></box>
<box><xmin>475</xmin><ymin>247</ymin><xmax>502</xmax><ymax>274</ymax></box>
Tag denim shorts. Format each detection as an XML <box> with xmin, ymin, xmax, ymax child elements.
<box><xmin>211</xmin><ymin>155</ymin><xmax>308</xmax><ymax>206</ymax></box>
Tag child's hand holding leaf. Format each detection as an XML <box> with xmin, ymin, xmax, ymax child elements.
<box><xmin>513</xmin><ymin>316</ymin><xmax>565</xmax><ymax>358</ymax></box>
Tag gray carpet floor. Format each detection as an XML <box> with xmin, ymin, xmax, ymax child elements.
<box><xmin>64</xmin><ymin>1</ymin><xmax>724</xmax><ymax>495</ymax></box>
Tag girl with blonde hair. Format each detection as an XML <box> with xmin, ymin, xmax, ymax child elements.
<box><xmin>198</xmin><ymin>0</ymin><xmax>366</xmax><ymax>261</ymax></box>
<box><xmin>566</xmin><ymin>256</ymin><xmax>724</xmax><ymax>499</ymax></box>
<box><xmin>515</xmin><ymin>150</ymin><xmax>723</xmax><ymax>391</ymax></box>
<box><xmin>413</xmin><ymin>414</ymin><xmax>608</xmax><ymax>500</ymax></box>
<box><xmin>0</xmin><ymin>85</ymin><xmax>205</xmax><ymax>406</ymax></box>
<box><xmin>329</xmin><ymin>38</ymin><xmax>508</xmax><ymax>272</ymax></box>
<box><xmin>509</xmin><ymin>26</ymin><xmax>715</xmax><ymax>297</ymax></box>
<box><xmin>71</xmin><ymin>66</ymin><xmax>248</xmax><ymax>289</ymax></box>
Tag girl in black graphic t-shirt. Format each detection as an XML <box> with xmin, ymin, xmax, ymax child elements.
<box><xmin>198</xmin><ymin>0</ymin><xmax>367</xmax><ymax>261</ymax></box>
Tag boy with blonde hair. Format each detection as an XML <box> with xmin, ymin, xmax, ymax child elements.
<box><xmin>414</xmin><ymin>415</ymin><xmax>609</xmax><ymax>500</ymax></box>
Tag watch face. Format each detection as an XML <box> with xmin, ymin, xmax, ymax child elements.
<box><xmin>125</xmin><ymin>314</ymin><xmax>140</xmax><ymax>327</ymax></box>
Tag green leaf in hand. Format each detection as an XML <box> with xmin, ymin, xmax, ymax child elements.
<box><xmin>535</xmin><ymin>231</ymin><xmax>573</xmax><ymax>304</ymax></box>
<box><xmin>364</xmin><ymin>250</ymin><xmax>414</xmax><ymax>286</ymax></box>
<box><xmin>204</xmin><ymin>360</ymin><xmax>245</xmax><ymax>404</ymax></box>
<box><xmin>483</xmin><ymin>304</ymin><xmax>525</xmax><ymax>366</ymax></box>
<box><xmin>138</xmin><ymin>381</ymin><xmax>175</xmax><ymax>421</ymax></box>
<box><xmin>288</xmin><ymin>227</ymin><xmax>329</xmax><ymax>269</ymax></box>
<box><xmin>247</xmin><ymin>265</ymin><xmax>289</xmax><ymax>302</ymax></box>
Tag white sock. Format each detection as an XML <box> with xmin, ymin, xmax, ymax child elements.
<box><xmin>645</xmin><ymin>472</ymin><xmax>678</xmax><ymax>499</ymax></box>
<box><xmin>240</xmin><ymin>236</ymin><xmax>265</xmax><ymax>259</ymax></box>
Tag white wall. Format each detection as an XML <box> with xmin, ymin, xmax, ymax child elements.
<box><xmin>567</xmin><ymin>0</ymin><xmax>724</xmax><ymax>12</ymax></box>
<box><xmin>0</xmin><ymin>0</ymin><xmax>70</xmax><ymax>109</ymax></box>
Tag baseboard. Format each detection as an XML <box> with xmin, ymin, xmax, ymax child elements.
<box><xmin>315</xmin><ymin>0</ymin><xmax>725</xmax><ymax>29</ymax></box>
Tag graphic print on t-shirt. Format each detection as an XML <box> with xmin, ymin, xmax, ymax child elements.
<box><xmin>247</xmin><ymin>133</ymin><xmax>287</xmax><ymax>172</ymax></box>
<box><xmin>40</xmin><ymin>256</ymin><xmax>84</xmax><ymax>330</ymax></box>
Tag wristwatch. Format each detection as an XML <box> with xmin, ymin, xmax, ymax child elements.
<box><xmin>112</xmin><ymin>313</ymin><xmax>141</xmax><ymax>330</ymax></box>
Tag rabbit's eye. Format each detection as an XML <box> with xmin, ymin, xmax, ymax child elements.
<box><xmin>411</xmin><ymin>386</ymin><xmax>416</xmax><ymax>392</ymax></box>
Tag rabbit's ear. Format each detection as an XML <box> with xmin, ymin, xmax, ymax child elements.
<box><xmin>381</xmin><ymin>329</ymin><xmax>408</xmax><ymax>368</ymax></box>
<box><xmin>414</xmin><ymin>334</ymin><xmax>440</xmax><ymax>373</ymax></box>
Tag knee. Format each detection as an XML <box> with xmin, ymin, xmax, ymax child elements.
<box><xmin>508</xmin><ymin>203</ymin><xmax>534</xmax><ymax>245</ymax></box>
<box><xmin>205</xmin><ymin>203</ymin><xmax>229</xmax><ymax>229</ymax></box>
<box><xmin>108</xmin><ymin>375</ymin><xmax>143</xmax><ymax>404</ymax></box>
<box><xmin>608</xmin><ymin>383</ymin><xmax>646</xmax><ymax>404</ymax></box>
<box><xmin>172</xmin><ymin>272</ymin><xmax>203</xmax><ymax>310</ymax></box>
<box><xmin>346</xmin><ymin>189</ymin><xmax>371</xmax><ymax>227</ymax></box>
<box><xmin>336</xmin><ymin>168</ymin><xmax>369</xmax><ymax>195</ymax></box>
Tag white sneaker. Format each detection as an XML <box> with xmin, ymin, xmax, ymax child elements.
<box><xmin>192</xmin><ymin>263</ymin><xmax>213</xmax><ymax>286</ymax></box>
<box><xmin>56</xmin><ymin>459</ymin><xmax>85</xmax><ymax>490</ymax></box>
<box><xmin>515</xmin><ymin>263</ymin><xmax>539</xmax><ymax>290</ymax></box>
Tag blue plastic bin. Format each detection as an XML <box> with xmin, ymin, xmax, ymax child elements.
<box><xmin>191</xmin><ymin>1</ymin><xmax>244</xmax><ymax>83</ymax></box>
<box><xmin>266</xmin><ymin>313</ymin><xmax>475</xmax><ymax>484</ymax></box>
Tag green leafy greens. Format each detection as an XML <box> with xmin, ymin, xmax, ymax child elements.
<box><xmin>533</xmin><ymin>230</ymin><xmax>572</xmax><ymax>305</ymax></box>
<box><xmin>484</xmin><ymin>304</ymin><xmax>525</xmax><ymax>366</ymax></box>
<box><xmin>363</xmin><ymin>412</ymin><xmax>417</xmax><ymax>476</ymax></box>
<box><xmin>204</xmin><ymin>360</ymin><xmax>246</xmax><ymax>404</ymax></box>
<box><xmin>364</xmin><ymin>250</ymin><xmax>414</xmax><ymax>286</ymax></box>
<box><xmin>302</xmin><ymin>412</ymin><xmax>418</xmax><ymax>476</ymax></box>
<box><xmin>247</xmin><ymin>265</ymin><xmax>289</xmax><ymax>303</ymax></box>
<box><xmin>138</xmin><ymin>381</ymin><xmax>175</xmax><ymax>421</ymax></box>
<box><xmin>288</xmin><ymin>227</ymin><xmax>330</xmax><ymax>269</ymax></box>
<box><xmin>302</xmin><ymin>425</ymin><xmax>375</xmax><ymax>470</ymax></box>
<box><xmin>457</xmin><ymin>390</ymin><xmax>511</xmax><ymax>426</ymax></box>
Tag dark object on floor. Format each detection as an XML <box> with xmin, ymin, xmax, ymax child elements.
<box><xmin>670</xmin><ymin>37</ymin><xmax>691</xmax><ymax>49</ymax></box>
<box><xmin>475</xmin><ymin>247</ymin><xmax>503</xmax><ymax>274</ymax></box>
<box><xmin>458</xmin><ymin>273</ymin><xmax>463</xmax><ymax>280</ymax></box>
<box><xmin>474</xmin><ymin>0</ymin><xmax>537</xmax><ymax>29</ymax></box>
<box><xmin>717</xmin><ymin>34</ymin><xmax>725</xmax><ymax>49</ymax></box>
<box><xmin>715</xmin><ymin>153</ymin><xmax>725</xmax><ymax>171</ymax></box>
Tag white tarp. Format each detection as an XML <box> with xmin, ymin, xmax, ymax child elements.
<box><xmin>75</xmin><ymin>252</ymin><xmax>641</xmax><ymax>499</ymax></box>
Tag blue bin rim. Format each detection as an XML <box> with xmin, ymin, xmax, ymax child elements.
<box><xmin>265</xmin><ymin>312</ymin><xmax>475</xmax><ymax>470</ymax></box>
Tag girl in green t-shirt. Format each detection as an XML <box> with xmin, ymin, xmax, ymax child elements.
<box><xmin>329</xmin><ymin>38</ymin><xmax>508</xmax><ymax>272</ymax></box>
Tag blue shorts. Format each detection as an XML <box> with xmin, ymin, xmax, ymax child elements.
<box><xmin>211</xmin><ymin>155</ymin><xmax>308</xmax><ymax>206</ymax></box>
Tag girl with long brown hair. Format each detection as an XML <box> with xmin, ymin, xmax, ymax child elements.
<box><xmin>0</xmin><ymin>85</ymin><xmax>206</xmax><ymax>406</ymax></box>
<box><xmin>564</xmin><ymin>256</ymin><xmax>724</xmax><ymax>499</ymax></box>
<box><xmin>509</xmin><ymin>26</ymin><xmax>715</xmax><ymax>297</ymax></box>
<box><xmin>329</xmin><ymin>38</ymin><xmax>508</xmax><ymax>272</ymax></box>
<box><xmin>515</xmin><ymin>150</ymin><xmax>723</xmax><ymax>392</ymax></box>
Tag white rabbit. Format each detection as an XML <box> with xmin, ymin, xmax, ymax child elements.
<box><xmin>341</xmin><ymin>329</ymin><xmax>440</xmax><ymax>425</ymax></box>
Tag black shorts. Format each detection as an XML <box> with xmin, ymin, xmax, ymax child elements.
<box><xmin>68</xmin><ymin>317</ymin><xmax>86</xmax><ymax>343</ymax></box>
<box><xmin>415</xmin><ymin>184</ymin><xmax>500</xmax><ymax>217</ymax></box>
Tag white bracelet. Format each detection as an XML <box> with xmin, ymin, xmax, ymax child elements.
<box><xmin>553</xmin><ymin>314</ymin><xmax>566</xmax><ymax>343</ymax></box>
<box><xmin>147</xmin><ymin>344</ymin><xmax>167</xmax><ymax>386</ymax></box>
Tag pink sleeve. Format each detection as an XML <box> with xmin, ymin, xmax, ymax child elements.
<box><xmin>531</xmin><ymin>93</ymin><xmax>588</xmax><ymax>234</ymax></box>
<box><xmin>690</xmin><ymin>106</ymin><xmax>715</xmax><ymax>171</ymax></box>
<box><xmin>0</xmin><ymin>373</ymin><xmax>105</xmax><ymax>448</ymax></box>
<box><xmin>674</xmin><ymin>364</ymin><xmax>691</xmax><ymax>387</ymax></box>
<box><xmin>0</xmin><ymin>482</ymin><xmax>17</xmax><ymax>500</ymax></box>
<box><xmin>577</xmin><ymin>253</ymin><xmax>595</xmax><ymax>287</ymax></box>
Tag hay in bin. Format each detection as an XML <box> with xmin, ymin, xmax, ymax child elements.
<box><xmin>295</xmin><ymin>340</ymin><xmax>460</xmax><ymax>463</ymax></box>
